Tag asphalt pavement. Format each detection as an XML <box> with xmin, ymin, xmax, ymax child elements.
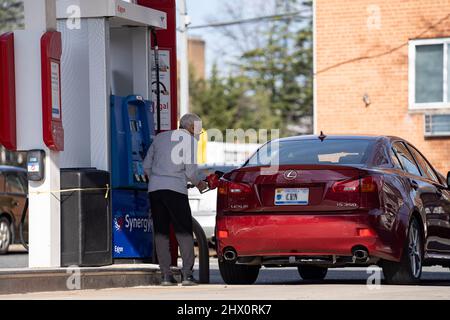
<box><xmin>0</xmin><ymin>246</ymin><xmax>27</xmax><ymax>269</ymax></box>
<box><xmin>1</xmin><ymin>253</ymin><xmax>450</xmax><ymax>299</ymax></box>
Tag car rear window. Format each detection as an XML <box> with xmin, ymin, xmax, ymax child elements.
<box><xmin>245</xmin><ymin>139</ymin><xmax>375</xmax><ymax>166</ymax></box>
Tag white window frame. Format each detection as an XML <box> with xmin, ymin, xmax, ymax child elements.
<box><xmin>409</xmin><ymin>38</ymin><xmax>450</xmax><ymax>110</ymax></box>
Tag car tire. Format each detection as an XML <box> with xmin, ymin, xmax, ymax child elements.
<box><xmin>298</xmin><ymin>266</ymin><xmax>328</xmax><ymax>281</ymax></box>
<box><xmin>219</xmin><ymin>261</ymin><xmax>260</xmax><ymax>285</ymax></box>
<box><xmin>382</xmin><ymin>218</ymin><xmax>423</xmax><ymax>285</ymax></box>
<box><xmin>0</xmin><ymin>217</ymin><xmax>12</xmax><ymax>255</ymax></box>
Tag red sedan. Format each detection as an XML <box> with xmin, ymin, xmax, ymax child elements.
<box><xmin>215</xmin><ymin>135</ymin><xmax>450</xmax><ymax>285</ymax></box>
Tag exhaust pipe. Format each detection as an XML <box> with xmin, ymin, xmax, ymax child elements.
<box><xmin>352</xmin><ymin>247</ymin><xmax>369</xmax><ymax>262</ymax></box>
<box><xmin>223</xmin><ymin>248</ymin><xmax>237</xmax><ymax>262</ymax></box>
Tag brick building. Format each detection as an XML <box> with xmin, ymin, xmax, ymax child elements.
<box><xmin>314</xmin><ymin>0</ymin><xmax>450</xmax><ymax>174</ymax></box>
<box><xmin>188</xmin><ymin>37</ymin><xmax>206</xmax><ymax>80</ymax></box>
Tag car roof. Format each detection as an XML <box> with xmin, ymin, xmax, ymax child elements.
<box><xmin>278</xmin><ymin>134</ymin><xmax>407</xmax><ymax>142</ymax></box>
<box><xmin>277</xmin><ymin>134</ymin><xmax>399</xmax><ymax>143</ymax></box>
<box><xmin>0</xmin><ymin>165</ymin><xmax>26</xmax><ymax>173</ymax></box>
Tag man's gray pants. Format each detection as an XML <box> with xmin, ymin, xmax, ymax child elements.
<box><xmin>149</xmin><ymin>190</ymin><xmax>195</xmax><ymax>277</ymax></box>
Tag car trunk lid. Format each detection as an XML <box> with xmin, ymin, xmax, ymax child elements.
<box><xmin>221</xmin><ymin>165</ymin><xmax>375</xmax><ymax>213</ymax></box>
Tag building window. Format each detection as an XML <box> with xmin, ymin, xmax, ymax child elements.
<box><xmin>425</xmin><ymin>114</ymin><xmax>450</xmax><ymax>137</ymax></box>
<box><xmin>409</xmin><ymin>38</ymin><xmax>450</xmax><ymax>109</ymax></box>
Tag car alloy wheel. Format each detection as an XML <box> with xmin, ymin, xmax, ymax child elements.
<box><xmin>382</xmin><ymin>217</ymin><xmax>423</xmax><ymax>285</ymax></box>
<box><xmin>408</xmin><ymin>220</ymin><xmax>422</xmax><ymax>279</ymax></box>
<box><xmin>0</xmin><ymin>218</ymin><xmax>11</xmax><ymax>254</ymax></box>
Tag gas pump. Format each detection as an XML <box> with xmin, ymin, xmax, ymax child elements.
<box><xmin>110</xmin><ymin>95</ymin><xmax>155</xmax><ymax>261</ymax></box>
<box><xmin>54</xmin><ymin>0</ymin><xmax>167</xmax><ymax>264</ymax></box>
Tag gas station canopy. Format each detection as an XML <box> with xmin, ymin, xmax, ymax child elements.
<box><xmin>56</xmin><ymin>0</ymin><xmax>167</xmax><ymax>28</ymax></box>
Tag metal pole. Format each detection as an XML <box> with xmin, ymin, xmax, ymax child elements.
<box><xmin>22</xmin><ymin>0</ymin><xmax>61</xmax><ymax>268</ymax></box>
<box><xmin>179</xmin><ymin>0</ymin><xmax>190</xmax><ymax>117</ymax></box>
<box><xmin>151</xmin><ymin>28</ymin><xmax>162</xmax><ymax>133</ymax></box>
<box><xmin>192</xmin><ymin>217</ymin><xmax>210</xmax><ymax>284</ymax></box>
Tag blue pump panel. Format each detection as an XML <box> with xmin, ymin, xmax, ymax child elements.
<box><xmin>112</xmin><ymin>190</ymin><xmax>153</xmax><ymax>259</ymax></box>
<box><xmin>111</xmin><ymin>95</ymin><xmax>155</xmax><ymax>190</ymax></box>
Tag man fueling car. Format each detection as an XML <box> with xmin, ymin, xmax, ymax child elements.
<box><xmin>143</xmin><ymin>113</ymin><xmax>221</xmax><ymax>286</ymax></box>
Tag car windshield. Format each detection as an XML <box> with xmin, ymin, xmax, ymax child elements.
<box><xmin>245</xmin><ymin>139</ymin><xmax>375</xmax><ymax>166</ymax></box>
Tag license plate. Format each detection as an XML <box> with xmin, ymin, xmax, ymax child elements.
<box><xmin>275</xmin><ymin>188</ymin><xmax>309</xmax><ymax>206</ymax></box>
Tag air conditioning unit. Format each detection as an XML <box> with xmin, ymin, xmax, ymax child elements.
<box><xmin>425</xmin><ymin>114</ymin><xmax>450</xmax><ymax>137</ymax></box>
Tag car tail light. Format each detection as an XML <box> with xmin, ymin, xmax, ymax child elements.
<box><xmin>360</xmin><ymin>176</ymin><xmax>377</xmax><ymax>193</ymax></box>
<box><xmin>217</xmin><ymin>179</ymin><xmax>254</xmax><ymax>214</ymax></box>
<box><xmin>218</xmin><ymin>182</ymin><xmax>228</xmax><ymax>196</ymax></box>
<box><xmin>217</xmin><ymin>180</ymin><xmax>252</xmax><ymax>196</ymax></box>
<box><xmin>328</xmin><ymin>175</ymin><xmax>382</xmax><ymax>210</ymax></box>
<box><xmin>217</xmin><ymin>230</ymin><xmax>229</xmax><ymax>239</ymax></box>
<box><xmin>229</xmin><ymin>182</ymin><xmax>252</xmax><ymax>194</ymax></box>
<box><xmin>331</xmin><ymin>176</ymin><xmax>379</xmax><ymax>193</ymax></box>
<box><xmin>332</xmin><ymin>178</ymin><xmax>360</xmax><ymax>192</ymax></box>
<box><xmin>357</xmin><ymin>228</ymin><xmax>376</xmax><ymax>237</ymax></box>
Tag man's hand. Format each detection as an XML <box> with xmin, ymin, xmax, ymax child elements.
<box><xmin>196</xmin><ymin>181</ymin><xmax>208</xmax><ymax>192</ymax></box>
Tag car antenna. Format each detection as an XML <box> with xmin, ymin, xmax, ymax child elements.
<box><xmin>318</xmin><ymin>131</ymin><xmax>327</xmax><ymax>142</ymax></box>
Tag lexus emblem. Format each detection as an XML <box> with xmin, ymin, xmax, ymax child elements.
<box><xmin>283</xmin><ymin>170</ymin><xmax>298</xmax><ymax>180</ymax></box>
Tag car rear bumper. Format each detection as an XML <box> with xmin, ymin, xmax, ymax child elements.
<box><xmin>216</xmin><ymin>212</ymin><xmax>402</xmax><ymax>263</ymax></box>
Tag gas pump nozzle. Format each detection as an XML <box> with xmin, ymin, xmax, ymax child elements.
<box><xmin>206</xmin><ymin>172</ymin><xmax>221</xmax><ymax>190</ymax></box>
<box><xmin>187</xmin><ymin>171</ymin><xmax>224</xmax><ymax>194</ymax></box>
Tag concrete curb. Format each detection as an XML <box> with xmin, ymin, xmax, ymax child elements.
<box><xmin>0</xmin><ymin>265</ymin><xmax>175</xmax><ymax>295</ymax></box>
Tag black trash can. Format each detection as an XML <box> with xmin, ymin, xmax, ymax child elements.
<box><xmin>60</xmin><ymin>168</ymin><xmax>112</xmax><ymax>267</ymax></box>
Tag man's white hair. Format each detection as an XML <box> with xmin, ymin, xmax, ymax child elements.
<box><xmin>180</xmin><ymin>113</ymin><xmax>202</xmax><ymax>132</ymax></box>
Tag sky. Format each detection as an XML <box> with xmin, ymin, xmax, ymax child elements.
<box><xmin>176</xmin><ymin>0</ymin><xmax>277</xmax><ymax>77</ymax></box>
<box><xmin>186</xmin><ymin>0</ymin><xmax>222</xmax><ymax>26</ymax></box>
<box><xmin>176</xmin><ymin>0</ymin><xmax>224</xmax><ymax>77</ymax></box>
<box><xmin>177</xmin><ymin>0</ymin><xmax>303</xmax><ymax>77</ymax></box>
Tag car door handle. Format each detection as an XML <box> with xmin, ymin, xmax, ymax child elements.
<box><xmin>410</xmin><ymin>180</ymin><xmax>419</xmax><ymax>190</ymax></box>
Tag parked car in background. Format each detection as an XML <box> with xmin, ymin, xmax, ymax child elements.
<box><xmin>216</xmin><ymin>135</ymin><xmax>450</xmax><ymax>285</ymax></box>
<box><xmin>0</xmin><ymin>166</ymin><xmax>28</xmax><ymax>254</ymax></box>
<box><xmin>189</xmin><ymin>165</ymin><xmax>239</xmax><ymax>245</ymax></box>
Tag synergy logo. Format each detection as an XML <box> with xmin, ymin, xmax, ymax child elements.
<box><xmin>114</xmin><ymin>213</ymin><xmax>152</xmax><ymax>233</ymax></box>
<box><xmin>114</xmin><ymin>216</ymin><xmax>124</xmax><ymax>232</ymax></box>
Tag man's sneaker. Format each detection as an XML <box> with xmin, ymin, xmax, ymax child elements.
<box><xmin>161</xmin><ymin>274</ymin><xmax>178</xmax><ymax>286</ymax></box>
<box><xmin>181</xmin><ymin>275</ymin><xmax>199</xmax><ymax>286</ymax></box>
